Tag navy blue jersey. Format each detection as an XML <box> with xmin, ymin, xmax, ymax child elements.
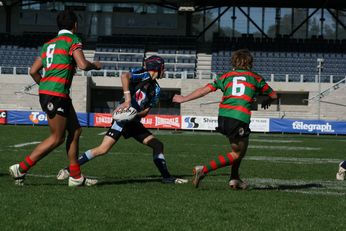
<box><xmin>128</xmin><ymin>67</ymin><xmax>160</xmax><ymax>112</ymax></box>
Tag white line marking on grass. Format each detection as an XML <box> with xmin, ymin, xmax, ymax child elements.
<box><xmin>282</xmin><ymin>190</ymin><xmax>346</xmax><ymax>196</ymax></box>
<box><xmin>98</xmin><ymin>131</ymin><xmax>107</xmax><ymax>136</ymax></box>
<box><xmin>188</xmin><ymin>143</ymin><xmax>320</xmax><ymax>151</ymax></box>
<box><xmin>251</xmin><ymin>139</ymin><xmax>302</xmax><ymax>143</ymax></box>
<box><xmin>11</xmin><ymin>142</ymin><xmax>41</xmax><ymax>148</ymax></box>
<box><xmin>27</xmin><ymin>173</ymin><xmax>56</xmax><ymax>178</ymax></box>
<box><xmin>27</xmin><ymin>173</ymin><xmax>100</xmax><ymax>179</ymax></box>
<box><xmin>249</xmin><ymin>145</ymin><xmax>320</xmax><ymax>151</ymax></box>
<box><xmin>245</xmin><ymin>156</ymin><xmax>341</xmax><ymax>164</ymax></box>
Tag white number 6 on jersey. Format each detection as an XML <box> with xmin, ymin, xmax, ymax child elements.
<box><xmin>232</xmin><ymin>76</ymin><xmax>246</xmax><ymax>96</ymax></box>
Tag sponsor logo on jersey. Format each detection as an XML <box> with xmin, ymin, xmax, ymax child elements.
<box><xmin>238</xmin><ymin>127</ymin><xmax>245</xmax><ymax>136</ymax></box>
<box><xmin>135</xmin><ymin>90</ymin><xmax>146</xmax><ymax>107</ymax></box>
<box><xmin>292</xmin><ymin>121</ymin><xmax>335</xmax><ymax>133</ymax></box>
<box><xmin>47</xmin><ymin>102</ymin><xmax>54</xmax><ymax>111</ymax></box>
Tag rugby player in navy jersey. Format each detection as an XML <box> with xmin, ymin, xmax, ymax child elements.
<box><xmin>57</xmin><ymin>55</ymin><xmax>188</xmax><ymax>184</ymax></box>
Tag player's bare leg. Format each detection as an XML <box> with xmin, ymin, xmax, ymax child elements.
<box><xmin>30</xmin><ymin>115</ymin><xmax>67</xmax><ymax>162</ymax></box>
<box><xmin>89</xmin><ymin>136</ymin><xmax>117</xmax><ymax>157</ymax></box>
<box><xmin>9</xmin><ymin>112</ymin><xmax>67</xmax><ymax>185</ymax></box>
<box><xmin>65</xmin><ymin>105</ymin><xmax>97</xmax><ymax>186</ymax></box>
<box><xmin>229</xmin><ymin>137</ymin><xmax>249</xmax><ymax>190</ymax></box>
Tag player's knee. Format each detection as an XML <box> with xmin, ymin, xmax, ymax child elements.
<box><xmin>50</xmin><ymin>134</ymin><xmax>65</xmax><ymax>148</ymax></box>
<box><xmin>147</xmin><ymin>138</ymin><xmax>164</xmax><ymax>154</ymax></box>
<box><xmin>70</xmin><ymin>127</ymin><xmax>82</xmax><ymax>139</ymax></box>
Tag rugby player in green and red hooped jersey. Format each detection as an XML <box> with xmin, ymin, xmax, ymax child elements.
<box><xmin>8</xmin><ymin>10</ymin><xmax>102</xmax><ymax>187</ymax></box>
<box><xmin>173</xmin><ymin>49</ymin><xmax>277</xmax><ymax>189</ymax></box>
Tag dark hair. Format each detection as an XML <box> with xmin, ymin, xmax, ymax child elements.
<box><xmin>56</xmin><ymin>10</ymin><xmax>77</xmax><ymax>30</ymax></box>
<box><xmin>231</xmin><ymin>49</ymin><xmax>253</xmax><ymax>70</ymax></box>
<box><xmin>144</xmin><ymin>55</ymin><xmax>165</xmax><ymax>71</ymax></box>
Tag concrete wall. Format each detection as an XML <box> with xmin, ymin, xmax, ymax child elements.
<box><xmin>1</xmin><ymin>75</ymin><xmax>346</xmax><ymax>120</ymax></box>
<box><xmin>0</xmin><ymin>74</ymin><xmax>88</xmax><ymax>112</ymax></box>
<box><xmin>178</xmin><ymin>79</ymin><xmax>346</xmax><ymax>120</ymax></box>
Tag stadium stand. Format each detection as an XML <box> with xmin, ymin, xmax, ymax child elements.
<box><xmin>0</xmin><ymin>33</ymin><xmax>345</xmax><ymax>83</ymax></box>
<box><xmin>211</xmin><ymin>35</ymin><xmax>346</xmax><ymax>83</ymax></box>
<box><xmin>92</xmin><ymin>35</ymin><xmax>197</xmax><ymax>78</ymax></box>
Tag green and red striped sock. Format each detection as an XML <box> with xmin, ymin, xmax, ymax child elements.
<box><xmin>19</xmin><ymin>156</ymin><xmax>36</xmax><ymax>174</ymax></box>
<box><xmin>69</xmin><ymin>164</ymin><xmax>81</xmax><ymax>179</ymax></box>
<box><xmin>203</xmin><ymin>152</ymin><xmax>234</xmax><ymax>174</ymax></box>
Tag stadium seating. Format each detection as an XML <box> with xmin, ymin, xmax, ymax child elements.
<box><xmin>0</xmin><ymin>44</ymin><xmax>38</xmax><ymax>75</ymax></box>
<box><xmin>0</xmin><ymin>33</ymin><xmax>345</xmax><ymax>82</ymax></box>
<box><xmin>211</xmin><ymin>35</ymin><xmax>346</xmax><ymax>83</ymax></box>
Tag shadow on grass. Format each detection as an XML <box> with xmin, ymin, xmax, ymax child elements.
<box><xmin>251</xmin><ymin>183</ymin><xmax>323</xmax><ymax>191</ymax></box>
<box><xmin>0</xmin><ymin>172</ymin><xmax>9</xmax><ymax>177</ymax></box>
<box><xmin>97</xmin><ymin>174</ymin><xmax>191</xmax><ymax>186</ymax></box>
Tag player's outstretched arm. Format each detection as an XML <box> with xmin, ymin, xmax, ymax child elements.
<box><xmin>29</xmin><ymin>57</ymin><xmax>43</xmax><ymax>84</ymax></box>
<box><xmin>173</xmin><ymin>86</ymin><xmax>212</xmax><ymax>104</ymax></box>
<box><xmin>261</xmin><ymin>92</ymin><xmax>278</xmax><ymax>109</ymax></box>
<box><xmin>73</xmin><ymin>49</ymin><xmax>102</xmax><ymax>71</ymax></box>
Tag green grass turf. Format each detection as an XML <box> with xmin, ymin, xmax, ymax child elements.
<box><xmin>1</xmin><ymin>125</ymin><xmax>346</xmax><ymax>230</ymax></box>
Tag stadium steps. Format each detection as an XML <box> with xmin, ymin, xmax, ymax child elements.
<box><xmin>306</xmin><ymin>77</ymin><xmax>346</xmax><ymax>102</ymax></box>
<box><xmin>84</xmin><ymin>50</ymin><xmax>96</xmax><ymax>62</ymax></box>
<box><xmin>196</xmin><ymin>53</ymin><xmax>213</xmax><ymax>79</ymax></box>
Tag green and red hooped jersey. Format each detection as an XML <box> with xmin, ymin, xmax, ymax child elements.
<box><xmin>39</xmin><ymin>30</ymin><xmax>82</xmax><ymax>98</ymax></box>
<box><xmin>207</xmin><ymin>69</ymin><xmax>276</xmax><ymax>124</ymax></box>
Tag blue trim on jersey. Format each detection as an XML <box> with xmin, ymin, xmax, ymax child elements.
<box><xmin>130</xmin><ymin>67</ymin><xmax>151</xmax><ymax>82</ymax></box>
<box><xmin>149</xmin><ymin>83</ymin><xmax>160</xmax><ymax>107</ymax></box>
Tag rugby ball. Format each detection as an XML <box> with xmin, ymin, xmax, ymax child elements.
<box><xmin>112</xmin><ymin>107</ymin><xmax>137</xmax><ymax>122</ymax></box>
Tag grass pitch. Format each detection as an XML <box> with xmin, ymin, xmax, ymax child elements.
<box><xmin>1</xmin><ymin>125</ymin><xmax>346</xmax><ymax>230</ymax></box>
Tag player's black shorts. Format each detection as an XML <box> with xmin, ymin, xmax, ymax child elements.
<box><xmin>216</xmin><ymin>116</ymin><xmax>251</xmax><ymax>139</ymax></box>
<box><xmin>106</xmin><ymin>120</ymin><xmax>152</xmax><ymax>142</ymax></box>
<box><xmin>39</xmin><ymin>94</ymin><xmax>72</xmax><ymax>119</ymax></box>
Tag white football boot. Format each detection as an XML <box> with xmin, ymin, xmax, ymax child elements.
<box><xmin>9</xmin><ymin>164</ymin><xmax>26</xmax><ymax>186</ymax></box>
<box><xmin>192</xmin><ymin>165</ymin><xmax>205</xmax><ymax>188</ymax></box>
<box><xmin>174</xmin><ymin>178</ymin><xmax>188</xmax><ymax>184</ymax></box>
<box><xmin>229</xmin><ymin>179</ymin><xmax>249</xmax><ymax>190</ymax></box>
<box><xmin>57</xmin><ymin>168</ymin><xmax>70</xmax><ymax>180</ymax></box>
<box><xmin>336</xmin><ymin>162</ymin><xmax>346</xmax><ymax>181</ymax></box>
<box><xmin>162</xmin><ymin>177</ymin><xmax>188</xmax><ymax>184</ymax></box>
<box><xmin>68</xmin><ymin>175</ymin><xmax>98</xmax><ymax>187</ymax></box>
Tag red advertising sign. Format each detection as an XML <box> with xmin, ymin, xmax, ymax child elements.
<box><xmin>93</xmin><ymin>113</ymin><xmax>113</xmax><ymax>127</ymax></box>
<box><xmin>92</xmin><ymin>113</ymin><xmax>181</xmax><ymax>129</ymax></box>
<box><xmin>141</xmin><ymin>115</ymin><xmax>181</xmax><ymax>129</ymax></box>
<box><xmin>0</xmin><ymin>110</ymin><xmax>7</xmax><ymax>124</ymax></box>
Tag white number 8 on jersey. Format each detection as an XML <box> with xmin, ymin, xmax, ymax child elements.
<box><xmin>46</xmin><ymin>44</ymin><xmax>56</xmax><ymax>68</ymax></box>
